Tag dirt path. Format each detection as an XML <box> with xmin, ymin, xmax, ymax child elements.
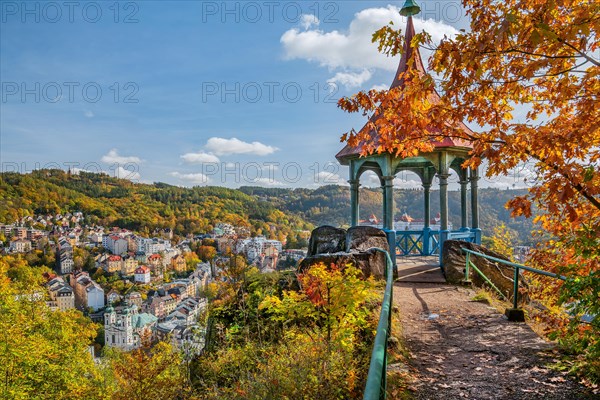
<box><xmin>394</xmin><ymin>282</ymin><xmax>595</xmax><ymax>400</ymax></box>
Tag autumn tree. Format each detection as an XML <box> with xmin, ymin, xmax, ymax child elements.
<box><xmin>0</xmin><ymin>258</ymin><xmax>105</xmax><ymax>399</ymax></box>
<box><xmin>338</xmin><ymin>0</ymin><xmax>599</xmax><ymax>378</ymax></box>
<box><xmin>197</xmin><ymin>245</ymin><xmax>217</xmax><ymax>263</ymax></box>
<box><xmin>105</xmin><ymin>341</ymin><xmax>188</xmax><ymax>400</ymax></box>
<box><xmin>483</xmin><ymin>223</ymin><xmax>517</xmax><ymax>261</ymax></box>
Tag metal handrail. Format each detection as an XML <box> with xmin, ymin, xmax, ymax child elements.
<box><xmin>363</xmin><ymin>248</ymin><xmax>395</xmax><ymax>400</ymax></box>
<box><xmin>462</xmin><ymin>248</ymin><xmax>566</xmax><ymax>310</ymax></box>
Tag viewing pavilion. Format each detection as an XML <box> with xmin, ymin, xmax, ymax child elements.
<box><xmin>336</xmin><ymin>0</ymin><xmax>481</xmax><ymax>265</ymax></box>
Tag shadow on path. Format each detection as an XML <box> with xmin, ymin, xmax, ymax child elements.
<box><xmin>393</xmin><ymin>282</ymin><xmax>595</xmax><ymax>400</ymax></box>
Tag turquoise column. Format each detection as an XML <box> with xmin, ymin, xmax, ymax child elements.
<box><xmin>438</xmin><ymin>169</ymin><xmax>450</xmax><ymax>267</ymax></box>
<box><xmin>460</xmin><ymin>174</ymin><xmax>469</xmax><ymax>230</ymax></box>
<box><xmin>423</xmin><ymin>183</ymin><xmax>431</xmax><ymax>254</ymax></box>
<box><xmin>349</xmin><ymin>179</ymin><xmax>360</xmax><ymax>227</ymax></box>
<box><xmin>470</xmin><ymin>167</ymin><xmax>481</xmax><ymax>243</ymax></box>
<box><xmin>438</xmin><ymin>173</ymin><xmax>450</xmax><ymax>231</ymax></box>
<box><xmin>423</xmin><ymin>183</ymin><xmax>431</xmax><ymax>229</ymax></box>
<box><xmin>382</xmin><ymin>175</ymin><xmax>395</xmax><ymax>230</ymax></box>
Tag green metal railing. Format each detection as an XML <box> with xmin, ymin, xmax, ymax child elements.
<box><xmin>462</xmin><ymin>248</ymin><xmax>566</xmax><ymax>310</ymax></box>
<box><xmin>363</xmin><ymin>248</ymin><xmax>394</xmax><ymax>400</ymax></box>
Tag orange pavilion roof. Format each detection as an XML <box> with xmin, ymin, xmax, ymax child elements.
<box><xmin>336</xmin><ymin>16</ymin><xmax>474</xmax><ymax>162</ymax></box>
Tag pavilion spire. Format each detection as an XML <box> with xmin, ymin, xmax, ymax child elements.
<box><xmin>399</xmin><ymin>0</ymin><xmax>421</xmax><ymax>17</ymax></box>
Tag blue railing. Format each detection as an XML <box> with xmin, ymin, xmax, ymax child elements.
<box><xmin>363</xmin><ymin>248</ymin><xmax>394</xmax><ymax>400</ymax></box>
<box><xmin>394</xmin><ymin>228</ymin><xmax>439</xmax><ymax>256</ymax></box>
<box><xmin>394</xmin><ymin>228</ymin><xmax>481</xmax><ymax>268</ymax></box>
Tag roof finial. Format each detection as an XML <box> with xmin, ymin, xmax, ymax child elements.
<box><xmin>400</xmin><ymin>0</ymin><xmax>421</xmax><ymax>17</ymax></box>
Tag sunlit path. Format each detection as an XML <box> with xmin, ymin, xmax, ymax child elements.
<box><xmin>393</xmin><ymin>282</ymin><xmax>595</xmax><ymax>399</ymax></box>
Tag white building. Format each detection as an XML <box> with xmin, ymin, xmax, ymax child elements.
<box><xmin>134</xmin><ymin>266</ymin><xmax>151</xmax><ymax>284</ymax></box>
<box><xmin>104</xmin><ymin>305</ymin><xmax>158</xmax><ymax>350</ymax></box>
<box><xmin>59</xmin><ymin>255</ymin><xmax>74</xmax><ymax>274</ymax></box>
<box><xmin>70</xmin><ymin>271</ymin><xmax>105</xmax><ymax>311</ymax></box>
<box><xmin>10</xmin><ymin>239</ymin><xmax>31</xmax><ymax>253</ymax></box>
<box><xmin>236</xmin><ymin>236</ymin><xmax>283</xmax><ymax>262</ymax></box>
<box><xmin>104</xmin><ymin>235</ymin><xmax>128</xmax><ymax>255</ymax></box>
<box><xmin>90</xmin><ymin>232</ymin><xmax>103</xmax><ymax>245</ymax></box>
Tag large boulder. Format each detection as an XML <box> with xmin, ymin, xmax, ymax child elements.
<box><xmin>307</xmin><ymin>226</ymin><xmax>346</xmax><ymax>256</ymax></box>
<box><xmin>298</xmin><ymin>249</ymin><xmax>388</xmax><ymax>280</ymax></box>
<box><xmin>443</xmin><ymin>240</ymin><xmax>528</xmax><ymax>302</ymax></box>
<box><xmin>346</xmin><ymin>226</ymin><xmax>389</xmax><ymax>253</ymax></box>
<box><xmin>300</xmin><ymin>226</ymin><xmax>390</xmax><ymax>280</ymax></box>
<box><xmin>350</xmin><ymin>248</ymin><xmax>388</xmax><ymax>279</ymax></box>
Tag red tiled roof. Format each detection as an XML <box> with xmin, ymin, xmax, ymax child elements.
<box><xmin>135</xmin><ymin>266</ymin><xmax>150</xmax><ymax>274</ymax></box>
<box><xmin>336</xmin><ymin>16</ymin><xmax>474</xmax><ymax>162</ymax></box>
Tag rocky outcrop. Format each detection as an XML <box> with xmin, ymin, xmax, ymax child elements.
<box><xmin>300</xmin><ymin>226</ymin><xmax>391</xmax><ymax>280</ymax></box>
<box><xmin>443</xmin><ymin>240</ymin><xmax>528</xmax><ymax>302</ymax></box>
<box><xmin>346</xmin><ymin>226</ymin><xmax>389</xmax><ymax>253</ymax></box>
<box><xmin>307</xmin><ymin>226</ymin><xmax>346</xmax><ymax>256</ymax></box>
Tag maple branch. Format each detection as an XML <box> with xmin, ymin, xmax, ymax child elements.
<box><xmin>555</xmin><ymin>37</ymin><xmax>600</xmax><ymax>67</ymax></box>
<box><xmin>501</xmin><ymin>48</ymin><xmax>581</xmax><ymax>60</ymax></box>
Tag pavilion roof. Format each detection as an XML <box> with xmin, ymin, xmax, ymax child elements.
<box><xmin>336</xmin><ymin>16</ymin><xmax>474</xmax><ymax>162</ymax></box>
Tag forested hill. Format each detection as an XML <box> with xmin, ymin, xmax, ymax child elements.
<box><xmin>0</xmin><ymin>170</ymin><xmax>312</xmax><ymax>241</ymax></box>
<box><xmin>239</xmin><ymin>185</ymin><xmax>537</xmax><ymax>245</ymax></box>
<box><xmin>0</xmin><ymin>170</ymin><xmax>536</xmax><ymax>245</ymax></box>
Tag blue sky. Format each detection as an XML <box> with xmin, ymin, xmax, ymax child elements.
<box><xmin>2</xmin><ymin>1</ymin><xmax>526</xmax><ymax>189</ymax></box>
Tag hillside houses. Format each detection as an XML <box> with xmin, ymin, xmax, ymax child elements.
<box><xmin>46</xmin><ymin>276</ymin><xmax>75</xmax><ymax>311</ymax></box>
<box><xmin>57</xmin><ymin>237</ymin><xmax>74</xmax><ymax>274</ymax></box>
<box><xmin>69</xmin><ymin>271</ymin><xmax>105</xmax><ymax>311</ymax></box>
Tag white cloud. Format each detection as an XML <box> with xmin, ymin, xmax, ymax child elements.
<box><xmin>205</xmin><ymin>137</ymin><xmax>278</xmax><ymax>156</ymax></box>
<box><xmin>180</xmin><ymin>151</ymin><xmax>220</xmax><ymax>164</ymax></box>
<box><xmin>327</xmin><ymin>70</ymin><xmax>373</xmax><ymax>89</ymax></box>
<box><xmin>314</xmin><ymin>171</ymin><xmax>348</xmax><ymax>186</ymax></box>
<box><xmin>393</xmin><ymin>177</ymin><xmax>422</xmax><ymax>189</ymax></box>
<box><xmin>84</xmin><ymin>110</ymin><xmax>94</xmax><ymax>118</ymax></box>
<box><xmin>101</xmin><ymin>149</ymin><xmax>142</xmax><ymax>164</ymax></box>
<box><xmin>250</xmin><ymin>177</ymin><xmax>285</xmax><ymax>187</ymax></box>
<box><xmin>300</xmin><ymin>14</ymin><xmax>320</xmax><ymax>30</ymax></box>
<box><xmin>170</xmin><ymin>171</ymin><xmax>211</xmax><ymax>185</ymax></box>
<box><xmin>281</xmin><ymin>5</ymin><xmax>459</xmax><ymax>72</ymax></box>
<box><xmin>361</xmin><ymin>171</ymin><xmax>381</xmax><ymax>187</ymax></box>
<box><xmin>114</xmin><ymin>166</ymin><xmax>141</xmax><ymax>181</ymax></box>
<box><xmin>370</xmin><ymin>83</ymin><xmax>388</xmax><ymax>91</ymax></box>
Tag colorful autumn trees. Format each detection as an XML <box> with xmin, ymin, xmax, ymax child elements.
<box><xmin>0</xmin><ymin>258</ymin><xmax>104</xmax><ymax>400</ymax></box>
<box><xmin>338</xmin><ymin>0</ymin><xmax>599</xmax><ymax>379</ymax></box>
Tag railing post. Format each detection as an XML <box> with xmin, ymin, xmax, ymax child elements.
<box><xmin>505</xmin><ymin>266</ymin><xmax>525</xmax><ymax>322</ymax></box>
<box><xmin>463</xmin><ymin>252</ymin><xmax>471</xmax><ymax>284</ymax></box>
<box><xmin>423</xmin><ymin>227</ymin><xmax>431</xmax><ymax>255</ymax></box>
<box><xmin>512</xmin><ymin>267</ymin><xmax>519</xmax><ymax>310</ymax></box>
<box><xmin>472</xmin><ymin>228</ymin><xmax>482</xmax><ymax>245</ymax></box>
